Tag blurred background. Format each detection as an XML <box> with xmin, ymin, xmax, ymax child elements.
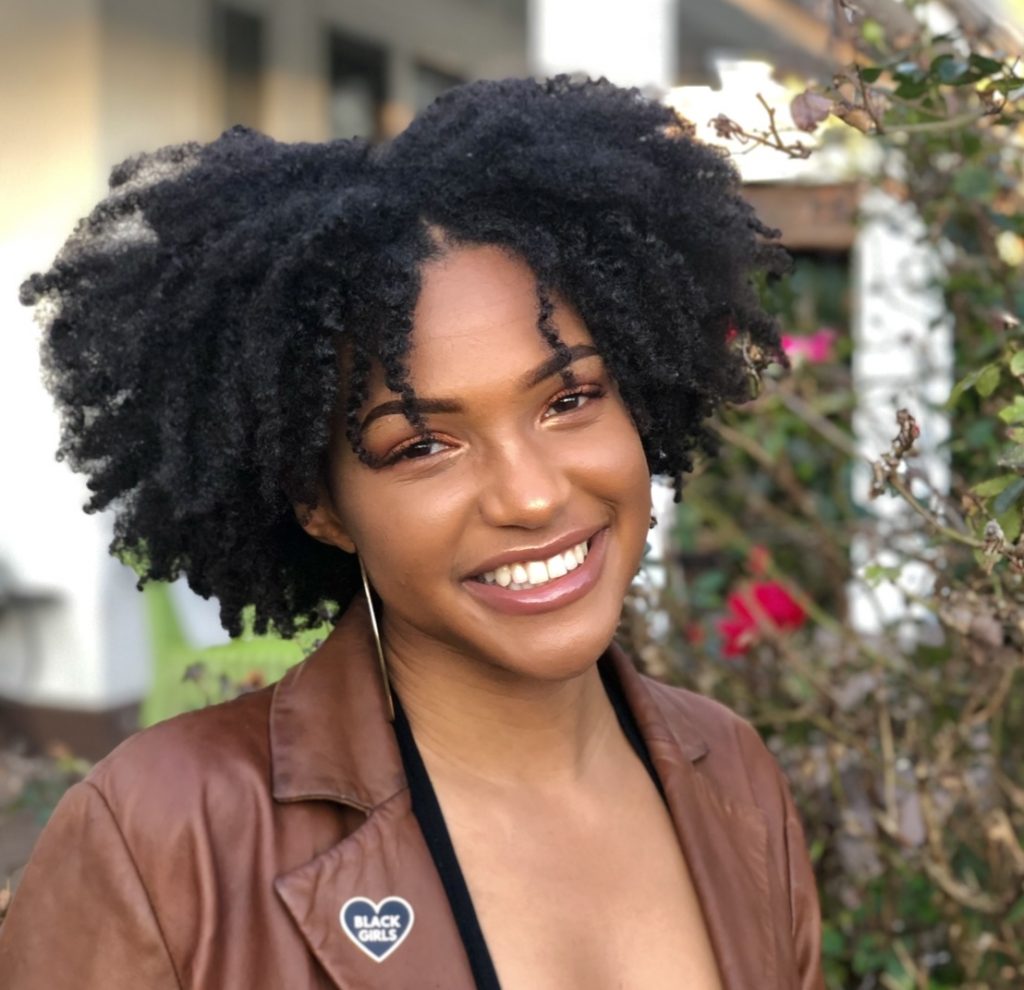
<box><xmin>3</xmin><ymin>0</ymin><xmax>1024</xmax><ymax>985</ymax></box>
<box><xmin>0</xmin><ymin>0</ymin><xmax>894</xmax><ymax>760</ymax></box>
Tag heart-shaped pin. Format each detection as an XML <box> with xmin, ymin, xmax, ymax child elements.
<box><xmin>339</xmin><ymin>896</ymin><xmax>415</xmax><ymax>962</ymax></box>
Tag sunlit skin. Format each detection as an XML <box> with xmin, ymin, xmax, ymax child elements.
<box><xmin>300</xmin><ymin>244</ymin><xmax>722</xmax><ymax>989</ymax></box>
<box><xmin>302</xmin><ymin>243</ymin><xmax>653</xmax><ymax>776</ymax></box>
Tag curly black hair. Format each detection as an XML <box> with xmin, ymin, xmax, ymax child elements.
<box><xmin>21</xmin><ymin>75</ymin><xmax>788</xmax><ymax>637</ymax></box>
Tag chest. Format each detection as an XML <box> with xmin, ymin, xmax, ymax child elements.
<box><xmin>441</xmin><ymin>777</ymin><xmax>723</xmax><ymax>990</ymax></box>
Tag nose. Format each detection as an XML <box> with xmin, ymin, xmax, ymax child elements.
<box><xmin>476</xmin><ymin>434</ymin><xmax>571</xmax><ymax>530</ymax></box>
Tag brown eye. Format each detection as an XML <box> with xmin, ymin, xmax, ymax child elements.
<box><xmin>551</xmin><ymin>394</ymin><xmax>586</xmax><ymax>413</ymax></box>
<box><xmin>545</xmin><ymin>386</ymin><xmax>605</xmax><ymax>418</ymax></box>
<box><xmin>399</xmin><ymin>437</ymin><xmax>447</xmax><ymax>460</ymax></box>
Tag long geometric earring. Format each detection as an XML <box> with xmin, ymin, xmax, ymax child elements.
<box><xmin>358</xmin><ymin>555</ymin><xmax>395</xmax><ymax>721</ymax></box>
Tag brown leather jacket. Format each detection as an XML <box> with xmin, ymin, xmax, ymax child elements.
<box><xmin>0</xmin><ymin>599</ymin><xmax>825</xmax><ymax>989</ymax></box>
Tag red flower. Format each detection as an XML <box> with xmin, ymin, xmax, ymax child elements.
<box><xmin>780</xmin><ymin>327</ymin><xmax>837</xmax><ymax>365</ymax></box>
<box><xmin>717</xmin><ymin>581</ymin><xmax>806</xmax><ymax>657</ymax></box>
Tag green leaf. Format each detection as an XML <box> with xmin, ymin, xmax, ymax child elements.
<box><xmin>1011</xmin><ymin>350</ymin><xmax>1024</xmax><ymax>376</ymax></box>
<box><xmin>861</xmin><ymin>18</ymin><xmax>885</xmax><ymax>47</ymax></box>
<box><xmin>969</xmin><ymin>53</ymin><xmax>1004</xmax><ymax>76</ymax></box>
<box><xmin>821</xmin><ymin>923</ymin><xmax>845</xmax><ymax>956</ymax></box>
<box><xmin>947</xmin><ymin>363</ymin><xmax>999</xmax><ymax>407</ymax></box>
<box><xmin>862</xmin><ymin>563</ymin><xmax>902</xmax><ymax>587</ymax></box>
<box><xmin>994</xmin><ymin>477</ymin><xmax>1024</xmax><ymax>515</ymax></box>
<box><xmin>976</xmin><ymin>363</ymin><xmax>1002</xmax><ymax>396</ymax></box>
<box><xmin>998</xmin><ymin>507</ymin><xmax>1022</xmax><ymax>542</ymax></box>
<box><xmin>953</xmin><ymin>165</ymin><xmax>997</xmax><ymax>201</ymax></box>
<box><xmin>894</xmin><ymin>79</ymin><xmax>930</xmax><ymax>99</ymax></box>
<box><xmin>966</xmin><ymin>419</ymin><xmax>998</xmax><ymax>447</ymax></box>
<box><xmin>858</xmin><ymin>66</ymin><xmax>883</xmax><ymax>83</ymax></box>
<box><xmin>972</xmin><ymin>474</ymin><xmax>1019</xmax><ymax>498</ymax></box>
<box><xmin>999</xmin><ymin>397</ymin><xmax>1024</xmax><ymax>424</ymax></box>
<box><xmin>931</xmin><ymin>54</ymin><xmax>970</xmax><ymax>84</ymax></box>
<box><xmin>986</xmin><ymin>76</ymin><xmax>1024</xmax><ymax>93</ymax></box>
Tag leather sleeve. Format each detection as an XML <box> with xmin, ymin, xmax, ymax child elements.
<box><xmin>778</xmin><ymin>765</ymin><xmax>826</xmax><ymax>990</ymax></box>
<box><xmin>0</xmin><ymin>780</ymin><xmax>181</xmax><ymax>990</ymax></box>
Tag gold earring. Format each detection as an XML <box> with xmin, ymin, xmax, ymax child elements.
<box><xmin>358</xmin><ymin>555</ymin><xmax>395</xmax><ymax>721</ymax></box>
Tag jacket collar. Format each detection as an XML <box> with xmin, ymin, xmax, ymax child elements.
<box><xmin>270</xmin><ymin>596</ymin><xmax>406</xmax><ymax>812</ymax></box>
<box><xmin>270</xmin><ymin>600</ymin><xmax>710</xmax><ymax>813</ymax></box>
<box><xmin>604</xmin><ymin>641</ymin><xmax>710</xmax><ymax>763</ymax></box>
<box><xmin>272</xmin><ymin>602</ymin><xmax>776</xmax><ymax>989</ymax></box>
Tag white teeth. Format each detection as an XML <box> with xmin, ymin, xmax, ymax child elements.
<box><xmin>477</xmin><ymin>540</ymin><xmax>591</xmax><ymax>589</ymax></box>
<box><xmin>546</xmin><ymin>554</ymin><xmax>567</xmax><ymax>579</ymax></box>
<box><xmin>526</xmin><ymin>561</ymin><xmax>548</xmax><ymax>584</ymax></box>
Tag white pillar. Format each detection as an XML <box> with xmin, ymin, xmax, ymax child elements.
<box><xmin>848</xmin><ymin>188</ymin><xmax>953</xmax><ymax>638</ymax></box>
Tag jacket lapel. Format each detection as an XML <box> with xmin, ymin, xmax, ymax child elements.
<box><xmin>274</xmin><ymin>789</ymin><xmax>476</xmax><ymax>990</ymax></box>
<box><xmin>269</xmin><ymin>599</ymin><xmax>475</xmax><ymax>989</ymax></box>
<box><xmin>609</xmin><ymin>645</ymin><xmax>779</xmax><ymax>990</ymax></box>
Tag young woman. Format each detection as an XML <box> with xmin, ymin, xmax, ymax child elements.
<box><xmin>0</xmin><ymin>77</ymin><xmax>823</xmax><ymax>989</ymax></box>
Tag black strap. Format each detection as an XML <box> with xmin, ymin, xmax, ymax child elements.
<box><xmin>392</xmin><ymin>661</ymin><xmax>662</xmax><ymax>990</ymax></box>
<box><xmin>392</xmin><ymin>691</ymin><xmax>504</xmax><ymax>990</ymax></box>
<box><xmin>597</xmin><ymin>655</ymin><xmax>665</xmax><ymax>799</ymax></box>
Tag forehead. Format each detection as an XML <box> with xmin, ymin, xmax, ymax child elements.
<box><xmin>398</xmin><ymin>244</ymin><xmax>593</xmax><ymax>395</ymax></box>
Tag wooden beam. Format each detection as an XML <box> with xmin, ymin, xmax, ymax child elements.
<box><xmin>744</xmin><ymin>182</ymin><xmax>860</xmax><ymax>251</ymax></box>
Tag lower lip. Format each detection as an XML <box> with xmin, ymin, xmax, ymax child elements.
<box><xmin>461</xmin><ymin>528</ymin><xmax>609</xmax><ymax>617</ymax></box>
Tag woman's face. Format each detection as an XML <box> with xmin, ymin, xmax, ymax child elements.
<box><xmin>309</xmin><ymin>244</ymin><xmax>652</xmax><ymax>682</ymax></box>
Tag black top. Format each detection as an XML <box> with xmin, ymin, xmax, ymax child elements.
<box><xmin>392</xmin><ymin>657</ymin><xmax>664</xmax><ymax>990</ymax></box>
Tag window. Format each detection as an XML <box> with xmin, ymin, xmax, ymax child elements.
<box><xmin>329</xmin><ymin>31</ymin><xmax>387</xmax><ymax>141</ymax></box>
<box><xmin>414</xmin><ymin>62</ymin><xmax>465</xmax><ymax>114</ymax></box>
<box><xmin>213</xmin><ymin>4</ymin><xmax>265</xmax><ymax>130</ymax></box>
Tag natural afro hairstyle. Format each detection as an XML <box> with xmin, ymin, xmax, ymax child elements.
<box><xmin>22</xmin><ymin>75</ymin><xmax>788</xmax><ymax>637</ymax></box>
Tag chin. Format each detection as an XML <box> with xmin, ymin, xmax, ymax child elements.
<box><xmin>461</xmin><ymin>583</ymin><xmax>629</xmax><ymax>684</ymax></box>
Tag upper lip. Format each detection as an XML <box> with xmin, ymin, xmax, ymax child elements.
<box><xmin>464</xmin><ymin>525</ymin><xmax>605</xmax><ymax>579</ymax></box>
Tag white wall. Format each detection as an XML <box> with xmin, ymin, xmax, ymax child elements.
<box><xmin>0</xmin><ymin>0</ymin><xmax>151</xmax><ymax>707</ymax></box>
<box><xmin>529</xmin><ymin>0</ymin><xmax>675</xmax><ymax>89</ymax></box>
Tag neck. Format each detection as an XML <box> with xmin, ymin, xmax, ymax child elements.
<box><xmin>383</xmin><ymin>617</ymin><xmax>619</xmax><ymax>791</ymax></box>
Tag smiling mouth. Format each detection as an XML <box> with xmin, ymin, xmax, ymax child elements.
<box><xmin>473</xmin><ymin>539</ymin><xmax>591</xmax><ymax>591</ymax></box>
<box><xmin>462</xmin><ymin>528</ymin><xmax>608</xmax><ymax>616</ymax></box>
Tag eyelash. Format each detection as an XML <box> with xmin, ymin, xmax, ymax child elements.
<box><xmin>380</xmin><ymin>384</ymin><xmax>606</xmax><ymax>467</ymax></box>
<box><xmin>544</xmin><ymin>383</ymin><xmax>606</xmax><ymax>417</ymax></box>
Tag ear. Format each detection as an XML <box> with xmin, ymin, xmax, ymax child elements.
<box><xmin>293</xmin><ymin>487</ymin><xmax>356</xmax><ymax>555</ymax></box>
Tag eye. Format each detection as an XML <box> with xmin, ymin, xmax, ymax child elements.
<box><xmin>544</xmin><ymin>385</ymin><xmax>605</xmax><ymax>418</ymax></box>
<box><xmin>381</xmin><ymin>434</ymin><xmax>452</xmax><ymax>466</ymax></box>
<box><xmin>397</xmin><ymin>436</ymin><xmax>448</xmax><ymax>460</ymax></box>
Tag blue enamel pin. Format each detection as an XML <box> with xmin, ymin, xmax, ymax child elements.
<box><xmin>340</xmin><ymin>896</ymin><xmax>415</xmax><ymax>962</ymax></box>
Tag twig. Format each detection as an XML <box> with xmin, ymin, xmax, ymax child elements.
<box><xmin>770</xmin><ymin>387</ymin><xmax>991</xmax><ymax>551</ymax></box>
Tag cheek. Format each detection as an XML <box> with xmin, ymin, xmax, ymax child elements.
<box><xmin>577</xmin><ymin>403</ymin><xmax>651</xmax><ymax>504</ymax></box>
<box><xmin>329</xmin><ymin>451</ymin><xmax>468</xmax><ymax>590</ymax></box>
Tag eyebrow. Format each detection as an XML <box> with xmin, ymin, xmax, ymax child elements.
<box><xmin>360</xmin><ymin>343</ymin><xmax>601</xmax><ymax>431</ymax></box>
